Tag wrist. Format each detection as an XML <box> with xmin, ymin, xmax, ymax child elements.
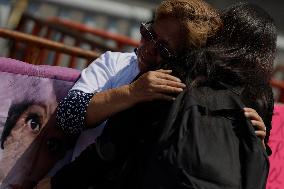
<box><xmin>124</xmin><ymin>84</ymin><xmax>141</xmax><ymax>105</ymax></box>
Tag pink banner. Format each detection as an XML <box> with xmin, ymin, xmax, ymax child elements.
<box><xmin>0</xmin><ymin>58</ymin><xmax>80</xmax><ymax>188</ymax></box>
<box><xmin>267</xmin><ymin>104</ymin><xmax>284</xmax><ymax>189</ymax></box>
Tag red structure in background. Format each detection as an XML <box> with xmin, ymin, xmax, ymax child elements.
<box><xmin>6</xmin><ymin>12</ymin><xmax>139</xmax><ymax>68</ymax></box>
<box><xmin>47</xmin><ymin>17</ymin><xmax>140</xmax><ymax>51</ymax></box>
<box><xmin>0</xmin><ymin>27</ymin><xmax>99</xmax><ymax>66</ymax></box>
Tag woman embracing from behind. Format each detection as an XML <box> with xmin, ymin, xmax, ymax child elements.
<box><xmin>157</xmin><ymin>2</ymin><xmax>276</xmax><ymax>188</ymax></box>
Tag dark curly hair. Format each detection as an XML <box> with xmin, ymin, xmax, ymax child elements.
<box><xmin>155</xmin><ymin>0</ymin><xmax>222</xmax><ymax>50</ymax></box>
<box><xmin>163</xmin><ymin>2</ymin><xmax>276</xmax><ymax>151</ymax></box>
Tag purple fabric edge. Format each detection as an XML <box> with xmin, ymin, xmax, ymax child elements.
<box><xmin>0</xmin><ymin>57</ymin><xmax>81</xmax><ymax>82</ymax></box>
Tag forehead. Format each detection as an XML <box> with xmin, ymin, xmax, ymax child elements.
<box><xmin>0</xmin><ymin>73</ymin><xmax>56</xmax><ymax>104</ymax></box>
<box><xmin>153</xmin><ymin>18</ymin><xmax>185</xmax><ymax>53</ymax></box>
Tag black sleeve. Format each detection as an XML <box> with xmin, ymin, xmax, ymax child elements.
<box><xmin>56</xmin><ymin>90</ymin><xmax>94</xmax><ymax>136</ymax></box>
<box><xmin>50</xmin><ymin>143</ymin><xmax>102</xmax><ymax>189</ymax></box>
<box><xmin>50</xmin><ymin>129</ymin><xmax>124</xmax><ymax>189</ymax></box>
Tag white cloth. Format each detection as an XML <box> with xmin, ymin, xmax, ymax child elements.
<box><xmin>71</xmin><ymin>51</ymin><xmax>140</xmax><ymax>159</ymax></box>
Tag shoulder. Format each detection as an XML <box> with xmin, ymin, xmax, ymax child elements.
<box><xmin>111</xmin><ymin>51</ymin><xmax>138</xmax><ymax>69</ymax></box>
<box><xmin>107</xmin><ymin>51</ymin><xmax>137</xmax><ymax>61</ymax></box>
<box><xmin>87</xmin><ymin>51</ymin><xmax>137</xmax><ymax>73</ymax></box>
<box><xmin>89</xmin><ymin>51</ymin><xmax>137</xmax><ymax>65</ymax></box>
<box><xmin>182</xmin><ymin>84</ymin><xmax>245</xmax><ymax>110</ymax></box>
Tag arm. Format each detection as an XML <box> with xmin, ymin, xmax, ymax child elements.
<box><xmin>57</xmin><ymin>71</ymin><xmax>185</xmax><ymax>136</ymax></box>
<box><xmin>85</xmin><ymin>69</ymin><xmax>185</xmax><ymax>127</ymax></box>
<box><xmin>57</xmin><ymin>52</ymin><xmax>185</xmax><ymax>136</ymax></box>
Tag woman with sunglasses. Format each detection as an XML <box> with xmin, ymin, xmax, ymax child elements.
<box><xmin>56</xmin><ymin>0</ymin><xmax>224</xmax><ymax>160</ymax></box>
<box><xmin>37</xmin><ymin>1</ymin><xmax>275</xmax><ymax>188</ymax></box>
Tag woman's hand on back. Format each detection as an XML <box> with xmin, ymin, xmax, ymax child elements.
<box><xmin>243</xmin><ymin>107</ymin><xmax>266</xmax><ymax>148</ymax></box>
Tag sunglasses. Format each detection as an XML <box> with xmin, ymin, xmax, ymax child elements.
<box><xmin>140</xmin><ymin>21</ymin><xmax>176</xmax><ymax>61</ymax></box>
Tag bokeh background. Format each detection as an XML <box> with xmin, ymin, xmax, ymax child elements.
<box><xmin>0</xmin><ymin>0</ymin><xmax>283</xmax><ymax>97</ymax></box>
<box><xmin>0</xmin><ymin>0</ymin><xmax>283</xmax><ymax>59</ymax></box>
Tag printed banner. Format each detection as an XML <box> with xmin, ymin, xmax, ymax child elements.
<box><xmin>0</xmin><ymin>58</ymin><xmax>79</xmax><ymax>188</ymax></box>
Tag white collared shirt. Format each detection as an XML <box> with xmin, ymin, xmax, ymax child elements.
<box><xmin>69</xmin><ymin>51</ymin><xmax>140</xmax><ymax>159</ymax></box>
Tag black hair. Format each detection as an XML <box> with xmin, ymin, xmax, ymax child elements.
<box><xmin>211</xmin><ymin>3</ymin><xmax>276</xmax><ymax>145</ymax></box>
<box><xmin>163</xmin><ymin>2</ymin><xmax>276</xmax><ymax>148</ymax></box>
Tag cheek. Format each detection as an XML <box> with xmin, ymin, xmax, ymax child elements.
<box><xmin>1</xmin><ymin>128</ymin><xmax>32</xmax><ymax>171</ymax></box>
<box><xmin>6</xmin><ymin>118</ymin><xmax>37</xmax><ymax>150</ymax></box>
<box><xmin>1</xmin><ymin>118</ymin><xmax>41</xmax><ymax>170</ymax></box>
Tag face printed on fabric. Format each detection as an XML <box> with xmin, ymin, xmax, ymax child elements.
<box><xmin>137</xmin><ymin>18</ymin><xmax>185</xmax><ymax>72</ymax></box>
<box><xmin>0</xmin><ymin>74</ymin><xmax>58</xmax><ymax>182</ymax></box>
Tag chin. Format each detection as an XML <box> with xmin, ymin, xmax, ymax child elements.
<box><xmin>0</xmin><ymin>141</ymin><xmax>30</xmax><ymax>181</ymax></box>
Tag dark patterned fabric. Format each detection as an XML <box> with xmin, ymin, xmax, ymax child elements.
<box><xmin>56</xmin><ymin>90</ymin><xmax>94</xmax><ymax>136</ymax></box>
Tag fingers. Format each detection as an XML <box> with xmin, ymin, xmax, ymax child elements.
<box><xmin>156</xmin><ymin>69</ymin><xmax>172</xmax><ymax>74</ymax></box>
<box><xmin>154</xmin><ymin>84</ymin><xmax>184</xmax><ymax>94</ymax></box>
<box><xmin>151</xmin><ymin>76</ymin><xmax>185</xmax><ymax>95</ymax></box>
<box><xmin>146</xmin><ymin>70</ymin><xmax>186</xmax><ymax>95</ymax></box>
<box><xmin>152</xmin><ymin>70</ymin><xmax>186</xmax><ymax>90</ymax></box>
<box><xmin>244</xmin><ymin>108</ymin><xmax>266</xmax><ymax>131</ymax></box>
<box><xmin>243</xmin><ymin>107</ymin><xmax>263</xmax><ymax>122</ymax></box>
<box><xmin>155</xmin><ymin>70</ymin><xmax>183</xmax><ymax>83</ymax></box>
<box><xmin>244</xmin><ymin>107</ymin><xmax>266</xmax><ymax>148</ymax></box>
<box><xmin>255</xmin><ymin>130</ymin><xmax>266</xmax><ymax>140</ymax></box>
<box><xmin>131</xmin><ymin>70</ymin><xmax>185</xmax><ymax>102</ymax></box>
<box><xmin>153</xmin><ymin>78</ymin><xmax>186</xmax><ymax>89</ymax></box>
<box><xmin>251</xmin><ymin>120</ymin><xmax>266</xmax><ymax>131</ymax></box>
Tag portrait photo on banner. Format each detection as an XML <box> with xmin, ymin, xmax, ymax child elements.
<box><xmin>0</xmin><ymin>59</ymin><xmax>78</xmax><ymax>186</ymax></box>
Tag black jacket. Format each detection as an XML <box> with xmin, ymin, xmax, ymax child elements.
<box><xmin>51</xmin><ymin>82</ymin><xmax>269</xmax><ymax>189</ymax></box>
